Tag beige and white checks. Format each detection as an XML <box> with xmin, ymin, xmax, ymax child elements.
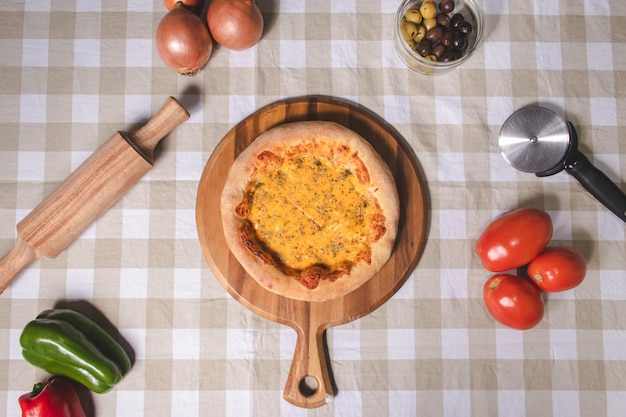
<box><xmin>1</xmin><ymin>0</ymin><xmax>625</xmax><ymax>416</ymax></box>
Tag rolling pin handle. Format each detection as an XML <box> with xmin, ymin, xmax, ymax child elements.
<box><xmin>0</xmin><ymin>237</ymin><xmax>38</xmax><ymax>294</ymax></box>
<box><xmin>128</xmin><ymin>96</ymin><xmax>191</xmax><ymax>163</ymax></box>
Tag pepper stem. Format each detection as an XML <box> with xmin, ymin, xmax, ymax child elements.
<box><xmin>30</xmin><ymin>381</ymin><xmax>47</xmax><ymax>396</ymax></box>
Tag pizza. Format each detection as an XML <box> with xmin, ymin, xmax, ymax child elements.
<box><xmin>220</xmin><ymin>121</ymin><xmax>400</xmax><ymax>301</ymax></box>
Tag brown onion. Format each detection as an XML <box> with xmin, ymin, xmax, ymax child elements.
<box><xmin>207</xmin><ymin>0</ymin><xmax>264</xmax><ymax>51</ymax></box>
<box><xmin>156</xmin><ymin>3</ymin><xmax>213</xmax><ymax>76</ymax></box>
<box><xmin>163</xmin><ymin>0</ymin><xmax>204</xmax><ymax>14</ymax></box>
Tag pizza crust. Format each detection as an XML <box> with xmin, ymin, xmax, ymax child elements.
<box><xmin>221</xmin><ymin>121</ymin><xmax>399</xmax><ymax>301</ymax></box>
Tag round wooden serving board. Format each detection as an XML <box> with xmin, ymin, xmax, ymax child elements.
<box><xmin>196</xmin><ymin>96</ymin><xmax>429</xmax><ymax>408</ymax></box>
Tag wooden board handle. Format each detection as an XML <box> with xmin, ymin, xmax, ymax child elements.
<box><xmin>0</xmin><ymin>97</ymin><xmax>189</xmax><ymax>295</ymax></box>
<box><xmin>283</xmin><ymin>318</ymin><xmax>335</xmax><ymax>408</ymax></box>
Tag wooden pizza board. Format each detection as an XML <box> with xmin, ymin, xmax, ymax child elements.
<box><xmin>196</xmin><ymin>96</ymin><xmax>429</xmax><ymax>408</ymax></box>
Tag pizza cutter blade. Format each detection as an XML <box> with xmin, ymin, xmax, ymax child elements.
<box><xmin>499</xmin><ymin>106</ymin><xmax>626</xmax><ymax>222</ymax></box>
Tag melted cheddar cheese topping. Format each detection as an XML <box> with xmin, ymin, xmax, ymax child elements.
<box><xmin>246</xmin><ymin>154</ymin><xmax>372</xmax><ymax>271</ymax></box>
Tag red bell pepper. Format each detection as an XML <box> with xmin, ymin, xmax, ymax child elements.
<box><xmin>19</xmin><ymin>376</ymin><xmax>87</xmax><ymax>417</ymax></box>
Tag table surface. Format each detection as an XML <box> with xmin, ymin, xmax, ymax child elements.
<box><xmin>1</xmin><ymin>0</ymin><xmax>625</xmax><ymax>416</ymax></box>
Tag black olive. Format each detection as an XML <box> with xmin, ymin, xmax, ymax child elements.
<box><xmin>451</xmin><ymin>13</ymin><xmax>465</xmax><ymax>31</ymax></box>
<box><xmin>440</xmin><ymin>50</ymin><xmax>461</xmax><ymax>62</ymax></box>
<box><xmin>459</xmin><ymin>20</ymin><xmax>473</xmax><ymax>35</ymax></box>
<box><xmin>452</xmin><ymin>33</ymin><xmax>467</xmax><ymax>50</ymax></box>
<box><xmin>432</xmin><ymin>44</ymin><xmax>446</xmax><ymax>59</ymax></box>
<box><xmin>426</xmin><ymin>26</ymin><xmax>443</xmax><ymax>43</ymax></box>
<box><xmin>439</xmin><ymin>0</ymin><xmax>455</xmax><ymax>13</ymax></box>
<box><xmin>441</xmin><ymin>30</ymin><xmax>454</xmax><ymax>47</ymax></box>
<box><xmin>416</xmin><ymin>38</ymin><xmax>432</xmax><ymax>57</ymax></box>
<box><xmin>436</xmin><ymin>13</ymin><xmax>451</xmax><ymax>28</ymax></box>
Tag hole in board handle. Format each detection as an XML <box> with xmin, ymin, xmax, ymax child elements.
<box><xmin>298</xmin><ymin>375</ymin><xmax>319</xmax><ymax>397</ymax></box>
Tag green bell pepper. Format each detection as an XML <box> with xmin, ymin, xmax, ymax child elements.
<box><xmin>20</xmin><ymin>309</ymin><xmax>132</xmax><ymax>394</ymax></box>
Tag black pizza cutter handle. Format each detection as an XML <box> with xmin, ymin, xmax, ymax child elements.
<box><xmin>563</xmin><ymin>123</ymin><xmax>626</xmax><ymax>222</ymax></box>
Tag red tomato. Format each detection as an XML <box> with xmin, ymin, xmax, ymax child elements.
<box><xmin>483</xmin><ymin>274</ymin><xmax>544</xmax><ymax>330</ymax></box>
<box><xmin>475</xmin><ymin>208</ymin><xmax>553</xmax><ymax>272</ymax></box>
<box><xmin>527</xmin><ymin>246</ymin><xmax>586</xmax><ymax>292</ymax></box>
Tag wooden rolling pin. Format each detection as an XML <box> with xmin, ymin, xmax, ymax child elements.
<box><xmin>0</xmin><ymin>97</ymin><xmax>190</xmax><ymax>294</ymax></box>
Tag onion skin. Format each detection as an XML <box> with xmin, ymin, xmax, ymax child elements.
<box><xmin>156</xmin><ymin>4</ymin><xmax>213</xmax><ymax>75</ymax></box>
<box><xmin>207</xmin><ymin>0</ymin><xmax>264</xmax><ymax>51</ymax></box>
<box><xmin>163</xmin><ymin>0</ymin><xmax>204</xmax><ymax>14</ymax></box>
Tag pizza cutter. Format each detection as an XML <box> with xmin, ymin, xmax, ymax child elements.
<box><xmin>499</xmin><ymin>106</ymin><xmax>626</xmax><ymax>222</ymax></box>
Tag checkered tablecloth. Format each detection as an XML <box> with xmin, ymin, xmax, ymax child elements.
<box><xmin>1</xmin><ymin>0</ymin><xmax>625</xmax><ymax>416</ymax></box>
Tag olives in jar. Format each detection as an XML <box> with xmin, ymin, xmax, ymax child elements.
<box><xmin>400</xmin><ymin>0</ymin><xmax>475</xmax><ymax>64</ymax></box>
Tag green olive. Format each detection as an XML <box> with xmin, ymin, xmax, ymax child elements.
<box><xmin>405</xmin><ymin>8</ymin><xmax>422</xmax><ymax>24</ymax></box>
<box><xmin>413</xmin><ymin>24</ymin><xmax>427</xmax><ymax>42</ymax></box>
<box><xmin>424</xmin><ymin>54</ymin><xmax>437</xmax><ymax>61</ymax></box>
<box><xmin>401</xmin><ymin>20</ymin><xmax>419</xmax><ymax>43</ymax></box>
<box><xmin>423</xmin><ymin>17</ymin><xmax>437</xmax><ymax>31</ymax></box>
<box><xmin>419</xmin><ymin>1</ymin><xmax>437</xmax><ymax>20</ymax></box>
